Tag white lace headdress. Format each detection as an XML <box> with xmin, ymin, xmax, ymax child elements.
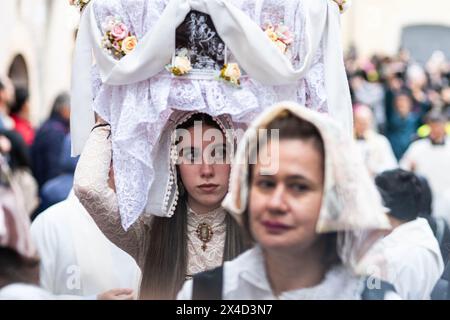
<box><xmin>71</xmin><ymin>0</ymin><xmax>352</xmax><ymax>155</ymax></box>
<box><xmin>222</xmin><ymin>101</ymin><xmax>391</xmax><ymax>272</ymax></box>
<box><xmin>70</xmin><ymin>0</ymin><xmax>352</xmax><ymax>230</ymax></box>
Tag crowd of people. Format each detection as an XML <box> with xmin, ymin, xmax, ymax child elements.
<box><xmin>347</xmin><ymin>49</ymin><xmax>450</xmax><ymax>222</ymax></box>
<box><xmin>1</xmin><ymin>0</ymin><xmax>450</xmax><ymax>301</ymax></box>
<box><xmin>0</xmin><ymin>78</ymin><xmax>75</xmax><ymax>220</ymax></box>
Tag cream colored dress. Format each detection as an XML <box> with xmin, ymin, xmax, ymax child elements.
<box><xmin>73</xmin><ymin>126</ymin><xmax>226</xmax><ymax>277</ymax></box>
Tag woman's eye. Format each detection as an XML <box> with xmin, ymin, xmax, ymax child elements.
<box><xmin>256</xmin><ymin>179</ymin><xmax>275</xmax><ymax>189</ymax></box>
<box><xmin>183</xmin><ymin>149</ymin><xmax>200</xmax><ymax>163</ymax></box>
<box><xmin>211</xmin><ymin>146</ymin><xmax>227</xmax><ymax>162</ymax></box>
<box><xmin>289</xmin><ymin>183</ymin><xmax>309</xmax><ymax>193</ymax></box>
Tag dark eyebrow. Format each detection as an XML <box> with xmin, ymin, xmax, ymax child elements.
<box><xmin>286</xmin><ymin>174</ymin><xmax>310</xmax><ymax>181</ymax></box>
<box><xmin>254</xmin><ymin>173</ymin><xmax>312</xmax><ymax>182</ymax></box>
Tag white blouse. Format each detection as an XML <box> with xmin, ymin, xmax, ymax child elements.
<box><xmin>177</xmin><ymin>246</ymin><xmax>383</xmax><ymax>300</ymax></box>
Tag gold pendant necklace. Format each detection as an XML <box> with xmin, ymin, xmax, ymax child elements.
<box><xmin>196</xmin><ymin>222</ymin><xmax>214</xmax><ymax>251</ymax></box>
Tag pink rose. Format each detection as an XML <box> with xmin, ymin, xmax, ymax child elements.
<box><xmin>276</xmin><ymin>25</ymin><xmax>294</xmax><ymax>45</ymax></box>
<box><xmin>111</xmin><ymin>23</ymin><xmax>128</xmax><ymax>40</ymax></box>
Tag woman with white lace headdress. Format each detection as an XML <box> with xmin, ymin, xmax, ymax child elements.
<box><xmin>74</xmin><ymin>111</ymin><xmax>250</xmax><ymax>299</ymax></box>
<box><xmin>178</xmin><ymin>102</ymin><xmax>400</xmax><ymax>300</ymax></box>
<box><xmin>70</xmin><ymin>0</ymin><xmax>352</xmax><ymax>299</ymax></box>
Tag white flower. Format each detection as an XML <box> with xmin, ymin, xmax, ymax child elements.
<box><xmin>121</xmin><ymin>36</ymin><xmax>138</xmax><ymax>55</ymax></box>
<box><xmin>174</xmin><ymin>56</ymin><xmax>192</xmax><ymax>74</ymax></box>
<box><xmin>220</xmin><ymin>63</ymin><xmax>241</xmax><ymax>86</ymax></box>
<box><xmin>167</xmin><ymin>55</ymin><xmax>192</xmax><ymax>76</ymax></box>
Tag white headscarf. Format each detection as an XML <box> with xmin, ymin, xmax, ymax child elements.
<box><xmin>222</xmin><ymin>101</ymin><xmax>391</xmax><ymax>272</ymax></box>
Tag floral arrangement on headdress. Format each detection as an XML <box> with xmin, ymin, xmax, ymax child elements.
<box><xmin>166</xmin><ymin>48</ymin><xmax>193</xmax><ymax>76</ymax></box>
<box><xmin>69</xmin><ymin>0</ymin><xmax>91</xmax><ymax>12</ymax></box>
<box><xmin>166</xmin><ymin>48</ymin><xmax>241</xmax><ymax>87</ymax></box>
<box><xmin>101</xmin><ymin>16</ymin><xmax>138</xmax><ymax>60</ymax></box>
<box><xmin>263</xmin><ymin>23</ymin><xmax>294</xmax><ymax>54</ymax></box>
<box><xmin>219</xmin><ymin>63</ymin><xmax>242</xmax><ymax>87</ymax></box>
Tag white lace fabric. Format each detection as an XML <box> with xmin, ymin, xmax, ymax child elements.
<box><xmin>89</xmin><ymin>0</ymin><xmax>329</xmax><ymax>229</ymax></box>
<box><xmin>74</xmin><ymin>128</ymin><xmax>227</xmax><ymax>273</ymax></box>
<box><xmin>73</xmin><ymin>126</ymin><xmax>149</xmax><ymax>267</ymax></box>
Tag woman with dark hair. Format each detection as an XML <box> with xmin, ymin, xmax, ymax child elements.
<box><xmin>10</xmin><ymin>87</ymin><xmax>35</xmax><ymax>146</ymax></box>
<box><xmin>178</xmin><ymin>102</ymin><xmax>396</xmax><ymax>300</ymax></box>
<box><xmin>74</xmin><ymin>112</ymin><xmax>249</xmax><ymax>299</ymax></box>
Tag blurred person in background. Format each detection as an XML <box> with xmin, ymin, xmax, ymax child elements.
<box><xmin>10</xmin><ymin>87</ymin><xmax>35</xmax><ymax>147</ymax></box>
<box><xmin>401</xmin><ymin>112</ymin><xmax>450</xmax><ymax>222</ymax></box>
<box><xmin>360</xmin><ymin>169</ymin><xmax>444</xmax><ymax>300</ymax></box>
<box><xmin>0</xmin><ymin>78</ymin><xmax>14</xmax><ymax>130</ymax></box>
<box><xmin>0</xmin><ymin>154</ymin><xmax>46</xmax><ymax>299</ymax></box>
<box><xmin>33</xmin><ymin>135</ymin><xmax>79</xmax><ymax>217</ymax></box>
<box><xmin>385</xmin><ymin>90</ymin><xmax>426</xmax><ymax>160</ymax></box>
<box><xmin>350</xmin><ymin>65</ymin><xmax>386</xmax><ymax>132</ymax></box>
<box><xmin>31</xmin><ymin>188</ymin><xmax>140</xmax><ymax>299</ymax></box>
<box><xmin>0</xmin><ymin>156</ymin><xmax>135</xmax><ymax>300</ymax></box>
<box><xmin>353</xmin><ymin>104</ymin><xmax>397</xmax><ymax>176</ymax></box>
<box><xmin>416</xmin><ymin>176</ymin><xmax>450</xmax><ymax>264</ymax></box>
<box><xmin>0</xmin><ymin>130</ymin><xmax>39</xmax><ymax>217</ymax></box>
<box><xmin>31</xmin><ymin>93</ymin><xmax>71</xmax><ymax>188</ymax></box>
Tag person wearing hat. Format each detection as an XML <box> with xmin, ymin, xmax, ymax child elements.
<box><xmin>178</xmin><ymin>102</ymin><xmax>398</xmax><ymax>300</ymax></box>
<box><xmin>401</xmin><ymin>112</ymin><xmax>450</xmax><ymax>222</ymax></box>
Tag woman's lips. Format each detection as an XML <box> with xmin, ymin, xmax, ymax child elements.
<box><xmin>261</xmin><ymin>220</ymin><xmax>292</xmax><ymax>234</ymax></box>
<box><xmin>198</xmin><ymin>184</ymin><xmax>219</xmax><ymax>193</ymax></box>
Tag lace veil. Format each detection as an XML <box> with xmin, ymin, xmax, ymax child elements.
<box><xmin>222</xmin><ymin>101</ymin><xmax>392</xmax><ymax>272</ymax></box>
